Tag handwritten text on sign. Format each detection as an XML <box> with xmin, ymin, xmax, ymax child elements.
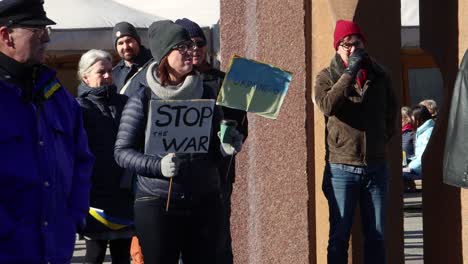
<box><xmin>146</xmin><ymin>99</ymin><xmax>215</xmax><ymax>154</ymax></box>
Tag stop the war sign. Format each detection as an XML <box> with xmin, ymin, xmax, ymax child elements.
<box><xmin>145</xmin><ymin>99</ymin><xmax>215</xmax><ymax>154</ymax></box>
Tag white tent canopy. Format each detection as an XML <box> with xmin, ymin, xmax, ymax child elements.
<box><xmin>44</xmin><ymin>0</ymin><xmax>165</xmax><ymax>51</ymax></box>
<box><xmin>401</xmin><ymin>0</ymin><xmax>419</xmax><ymax>27</ymax></box>
<box><xmin>401</xmin><ymin>0</ymin><xmax>420</xmax><ymax>47</ymax></box>
<box><xmin>114</xmin><ymin>0</ymin><xmax>220</xmax><ymax>27</ymax></box>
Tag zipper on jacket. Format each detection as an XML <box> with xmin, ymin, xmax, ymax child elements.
<box><xmin>362</xmin><ymin>131</ymin><xmax>367</xmax><ymax>165</ymax></box>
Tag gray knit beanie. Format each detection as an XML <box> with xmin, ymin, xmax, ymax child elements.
<box><xmin>148</xmin><ymin>20</ymin><xmax>191</xmax><ymax>63</ymax></box>
<box><xmin>112</xmin><ymin>22</ymin><xmax>141</xmax><ymax>49</ymax></box>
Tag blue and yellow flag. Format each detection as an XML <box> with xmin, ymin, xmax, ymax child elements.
<box><xmin>89</xmin><ymin>207</ymin><xmax>133</xmax><ymax>230</ymax></box>
<box><xmin>217</xmin><ymin>56</ymin><xmax>292</xmax><ymax>119</ymax></box>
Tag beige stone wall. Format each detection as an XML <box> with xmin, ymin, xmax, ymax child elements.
<box><xmin>311</xmin><ymin>1</ymin><xmax>336</xmax><ymax>262</ymax></box>
<box><xmin>312</xmin><ymin>0</ymin><xmax>403</xmax><ymax>263</ymax></box>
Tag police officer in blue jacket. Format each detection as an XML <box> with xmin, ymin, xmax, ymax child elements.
<box><xmin>0</xmin><ymin>1</ymin><xmax>94</xmax><ymax>263</ymax></box>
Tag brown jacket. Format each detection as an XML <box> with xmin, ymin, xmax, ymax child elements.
<box><xmin>314</xmin><ymin>54</ymin><xmax>398</xmax><ymax>166</ymax></box>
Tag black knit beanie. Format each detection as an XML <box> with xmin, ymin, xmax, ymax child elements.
<box><xmin>174</xmin><ymin>18</ymin><xmax>206</xmax><ymax>41</ymax></box>
<box><xmin>112</xmin><ymin>22</ymin><xmax>141</xmax><ymax>49</ymax></box>
<box><xmin>148</xmin><ymin>20</ymin><xmax>191</xmax><ymax>63</ymax></box>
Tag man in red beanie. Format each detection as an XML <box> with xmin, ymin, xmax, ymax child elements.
<box><xmin>314</xmin><ymin>20</ymin><xmax>397</xmax><ymax>264</ymax></box>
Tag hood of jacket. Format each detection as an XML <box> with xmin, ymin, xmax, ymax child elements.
<box><xmin>77</xmin><ymin>82</ymin><xmax>117</xmax><ymax>99</ymax></box>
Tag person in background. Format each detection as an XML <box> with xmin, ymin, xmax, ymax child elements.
<box><xmin>419</xmin><ymin>99</ymin><xmax>438</xmax><ymax>120</ymax></box>
<box><xmin>114</xmin><ymin>20</ymin><xmax>244</xmax><ymax>264</ymax></box>
<box><xmin>76</xmin><ymin>49</ymin><xmax>133</xmax><ymax>264</ymax></box>
<box><xmin>401</xmin><ymin>106</ymin><xmax>416</xmax><ymax>191</ymax></box>
<box><xmin>175</xmin><ymin>17</ymin><xmax>248</xmax><ymax>264</ymax></box>
<box><xmin>401</xmin><ymin>106</ymin><xmax>415</xmax><ymax>160</ymax></box>
<box><xmin>314</xmin><ymin>20</ymin><xmax>398</xmax><ymax>264</ymax></box>
<box><xmin>0</xmin><ymin>0</ymin><xmax>94</xmax><ymax>262</ymax></box>
<box><xmin>402</xmin><ymin>105</ymin><xmax>434</xmax><ymax>185</ymax></box>
<box><xmin>112</xmin><ymin>21</ymin><xmax>152</xmax><ymax>96</ymax></box>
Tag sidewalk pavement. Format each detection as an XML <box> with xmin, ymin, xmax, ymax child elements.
<box><xmin>71</xmin><ymin>237</ymin><xmax>111</xmax><ymax>264</ymax></box>
<box><xmin>404</xmin><ymin>191</ymin><xmax>423</xmax><ymax>264</ymax></box>
<box><xmin>72</xmin><ymin>192</ymin><xmax>424</xmax><ymax>264</ymax></box>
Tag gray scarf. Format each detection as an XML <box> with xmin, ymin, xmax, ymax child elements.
<box><xmin>145</xmin><ymin>61</ymin><xmax>203</xmax><ymax>100</ymax></box>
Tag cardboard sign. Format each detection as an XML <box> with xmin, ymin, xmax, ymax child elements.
<box><xmin>217</xmin><ymin>56</ymin><xmax>292</xmax><ymax>119</ymax></box>
<box><xmin>145</xmin><ymin>99</ymin><xmax>215</xmax><ymax>154</ymax></box>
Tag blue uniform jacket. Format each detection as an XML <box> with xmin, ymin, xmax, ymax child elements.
<box><xmin>0</xmin><ymin>66</ymin><xmax>94</xmax><ymax>263</ymax></box>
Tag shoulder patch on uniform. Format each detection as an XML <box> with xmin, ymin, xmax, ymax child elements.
<box><xmin>43</xmin><ymin>79</ymin><xmax>62</xmax><ymax>99</ymax></box>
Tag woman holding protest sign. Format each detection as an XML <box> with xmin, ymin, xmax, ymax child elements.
<box><xmin>76</xmin><ymin>49</ymin><xmax>134</xmax><ymax>264</ymax></box>
<box><xmin>114</xmin><ymin>20</ymin><xmax>244</xmax><ymax>264</ymax></box>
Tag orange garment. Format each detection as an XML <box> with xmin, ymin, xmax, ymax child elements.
<box><xmin>130</xmin><ymin>236</ymin><xmax>144</xmax><ymax>264</ymax></box>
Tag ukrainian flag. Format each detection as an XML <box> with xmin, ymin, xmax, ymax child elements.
<box><xmin>89</xmin><ymin>207</ymin><xmax>133</xmax><ymax>230</ymax></box>
<box><xmin>42</xmin><ymin>79</ymin><xmax>62</xmax><ymax>99</ymax></box>
<box><xmin>217</xmin><ymin>56</ymin><xmax>292</xmax><ymax>119</ymax></box>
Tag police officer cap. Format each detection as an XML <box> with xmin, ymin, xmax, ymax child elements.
<box><xmin>0</xmin><ymin>0</ymin><xmax>56</xmax><ymax>26</ymax></box>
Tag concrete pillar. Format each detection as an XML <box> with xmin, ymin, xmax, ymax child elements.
<box><xmin>220</xmin><ymin>0</ymin><xmax>311</xmax><ymax>263</ymax></box>
<box><xmin>419</xmin><ymin>0</ymin><xmax>468</xmax><ymax>263</ymax></box>
<box><xmin>220</xmin><ymin>0</ymin><xmax>403</xmax><ymax>263</ymax></box>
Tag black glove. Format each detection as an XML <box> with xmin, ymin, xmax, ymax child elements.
<box><xmin>344</xmin><ymin>48</ymin><xmax>368</xmax><ymax>77</ymax></box>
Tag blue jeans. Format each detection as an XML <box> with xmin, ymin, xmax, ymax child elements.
<box><xmin>322</xmin><ymin>163</ymin><xmax>389</xmax><ymax>264</ymax></box>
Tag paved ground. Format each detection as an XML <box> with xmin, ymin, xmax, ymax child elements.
<box><xmin>71</xmin><ymin>238</ymin><xmax>111</xmax><ymax>264</ymax></box>
<box><xmin>404</xmin><ymin>191</ymin><xmax>423</xmax><ymax>263</ymax></box>
<box><xmin>72</xmin><ymin>192</ymin><xmax>424</xmax><ymax>263</ymax></box>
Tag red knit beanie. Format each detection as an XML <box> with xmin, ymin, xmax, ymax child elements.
<box><xmin>333</xmin><ymin>20</ymin><xmax>366</xmax><ymax>50</ymax></box>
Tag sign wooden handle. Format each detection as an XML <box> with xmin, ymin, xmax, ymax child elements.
<box><xmin>165</xmin><ymin>178</ymin><xmax>173</xmax><ymax>212</ymax></box>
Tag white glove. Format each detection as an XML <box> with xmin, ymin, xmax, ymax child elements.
<box><xmin>160</xmin><ymin>153</ymin><xmax>180</xmax><ymax>178</ymax></box>
<box><xmin>218</xmin><ymin>129</ymin><xmax>244</xmax><ymax>156</ymax></box>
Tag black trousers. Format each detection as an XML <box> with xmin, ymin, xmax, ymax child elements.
<box><xmin>134</xmin><ymin>193</ymin><xmax>221</xmax><ymax>264</ymax></box>
<box><xmin>84</xmin><ymin>238</ymin><xmax>131</xmax><ymax>264</ymax></box>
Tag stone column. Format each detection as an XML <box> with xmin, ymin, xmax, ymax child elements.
<box><xmin>220</xmin><ymin>0</ymin><xmax>312</xmax><ymax>263</ymax></box>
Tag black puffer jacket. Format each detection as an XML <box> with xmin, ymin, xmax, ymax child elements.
<box><xmin>76</xmin><ymin>83</ymin><xmax>133</xmax><ymax>232</ymax></box>
<box><xmin>114</xmin><ymin>70</ymin><xmax>224</xmax><ymax>198</ymax></box>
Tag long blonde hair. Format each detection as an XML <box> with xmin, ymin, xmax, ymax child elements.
<box><xmin>401</xmin><ymin>106</ymin><xmax>412</xmax><ymax>126</ymax></box>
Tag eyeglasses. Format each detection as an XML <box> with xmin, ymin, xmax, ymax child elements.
<box><xmin>172</xmin><ymin>42</ymin><xmax>196</xmax><ymax>54</ymax></box>
<box><xmin>9</xmin><ymin>26</ymin><xmax>52</xmax><ymax>39</ymax></box>
<box><xmin>339</xmin><ymin>40</ymin><xmax>362</xmax><ymax>50</ymax></box>
<box><xmin>193</xmin><ymin>40</ymin><xmax>206</xmax><ymax>48</ymax></box>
